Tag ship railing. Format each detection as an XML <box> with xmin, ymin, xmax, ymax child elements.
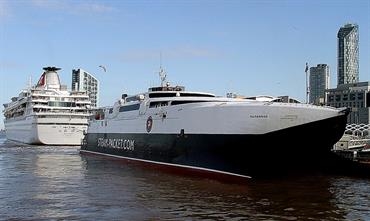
<box><xmin>35</xmin><ymin>111</ymin><xmax>90</xmax><ymax>115</ymax></box>
<box><xmin>75</xmin><ymin>100</ymin><xmax>91</xmax><ymax>104</ymax></box>
<box><xmin>33</xmin><ymin>109</ymin><xmax>90</xmax><ymax>116</ymax></box>
<box><xmin>348</xmin><ymin>138</ymin><xmax>370</xmax><ymax>150</ymax></box>
<box><xmin>333</xmin><ymin>133</ymin><xmax>370</xmax><ymax>152</ymax></box>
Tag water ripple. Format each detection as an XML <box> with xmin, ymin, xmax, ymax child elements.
<box><xmin>0</xmin><ymin>140</ymin><xmax>369</xmax><ymax>220</ymax></box>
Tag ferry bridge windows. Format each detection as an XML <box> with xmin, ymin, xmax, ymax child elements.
<box><xmin>148</xmin><ymin>92</ymin><xmax>215</xmax><ymax>98</ymax></box>
<box><xmin>119</xmin><ymin>103</ymin><xmax>140</xmax><ymax>112</ymax></box>
<box><xmin>126</xmin><ymin>95</ymin><xmax>145</xmax><ymax>102</ymax></box>
<box><xmin>180</xmin><ymin>93</ymin><xmax>214</xmax><ymax>97</ymax></box>
<box><xmin>149</xmin><ymin>101</ymin><xmax>169</xmax><ymax>108</ymax></box>
<box><xmin>149</xmin><ymin>93</ymin><xmax>177</xmax><ymax>98</ymax></box>
<box><xmin>149</xmin><ymin>100</ymin><xmax>211</xmax><ymax>108</ymax></box>
<box><xmin>171</xmin><ymin>100</ymin><xmax>209</xmax><ymax>105</ymax></box>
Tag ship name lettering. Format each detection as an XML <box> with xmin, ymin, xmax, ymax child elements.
<box><xmin>97</xmin><ymin>138</ymin><xmax>135</xmax><ymax>151</ymax></box>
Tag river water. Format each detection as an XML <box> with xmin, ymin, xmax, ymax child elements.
<box><xmin>0</xmin><ymin>135</ymin><xmax>369</xmax><ymax>220</ymax></box>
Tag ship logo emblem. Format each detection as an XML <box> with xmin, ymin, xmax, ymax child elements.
<box><xmin>146</xmin><ymin>116</ymin><xmax>153</xmax><ymax>132</ymax></box>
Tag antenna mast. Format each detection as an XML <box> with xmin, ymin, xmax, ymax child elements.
<box><xmin>305</xmin><ymin>62</ymin><xmax>309</xmax><ymax>104</ymax></box>
<box><xmin>159</xmin><ymin>53</ymin><xmax>167</xmax><ymax>87</ymax></box>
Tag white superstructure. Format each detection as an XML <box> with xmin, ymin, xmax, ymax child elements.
<box><xmin>3</xmin><ymin>67</ymin><xmax>91</xmax><ymax>145</ymax></box>
<box><xmin>88</xmin><ymin>87</ymin><xmax>345</xmax><ymax>136</ymax></box>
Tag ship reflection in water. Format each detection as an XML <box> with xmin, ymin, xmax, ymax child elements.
<box><xmin>0</xmin><ymin>139</ymin><xmax>369</xmax><ymax>220</ymax></box>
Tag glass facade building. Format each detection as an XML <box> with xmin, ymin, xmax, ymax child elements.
<box><xmin>337</xmin><ymin>23</ymin><xmax>359</xmax><ymax>86</ymax></box>
<box><xmin>72</xmin><ymin>69</ymin><xmax>99</xmax><ymax>107</ymax></box>
<box><xmin>309</xmin><ymin>64</ymin><xmax>330</xmax><ymax>105</ymax></box>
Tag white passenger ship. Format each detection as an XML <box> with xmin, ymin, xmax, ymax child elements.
<box><xmin>3</xmin><ymin>67</ymin><xmax>91</xmax><ymax>145</ymax></box>
<box><xmin>81</xmin><ymin>69</ymin><xmax>349</xmax><ymax>178</ymax></box>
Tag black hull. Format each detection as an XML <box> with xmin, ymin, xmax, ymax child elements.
<box><xmin>81</xmin><ymin>115</ymin><xmax>349</xmax><ymax>178</ymax></box>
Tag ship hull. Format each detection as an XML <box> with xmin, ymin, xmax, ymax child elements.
<box><xmin>4</xmin><ymin>117</ymin><xmax>36</xmax><ymax>144</ymax></box>
<box><xmin>81</xmin><ymin>114</ymin><xmax>348</xmax><ymax>178</ymax></box>
<box><xmin>5</xmin><ymin>117</ymin><xmax>87</xmax><ymax>145</ymax></box>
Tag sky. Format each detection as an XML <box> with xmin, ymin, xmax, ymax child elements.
<box><xmin>0</xmin><ymin>0</ymin><xmax>370</xmax><ymax>129</ymax></box>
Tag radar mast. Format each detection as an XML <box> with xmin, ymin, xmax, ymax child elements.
<box><xmin>158</xmin><ymin>53</ymin><xmax>168</xmax><ymax>87</ymax></box>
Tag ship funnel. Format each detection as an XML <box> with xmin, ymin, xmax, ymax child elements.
<box><xmin>36</xmin><ymin>66</ymin><xmax>62</xmax><ymax>89</ymax></box>
<box><xmin>43</xmin><ymin>67</ymin><xmax>61</xmax><ymax>72</ymax></box>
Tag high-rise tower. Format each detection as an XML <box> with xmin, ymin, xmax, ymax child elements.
<box><xmin>337</xmin><ymin>23</ymin><xmax>359</xmax><ymax>86</ymax></box>
<box><xmin>72</xmin><ymin>69</ymin><xmax>99</xmax><ymax>107</ymax></box>
<box><xmin>309</xmin><ymin>64</ymin><xmax>330</xmax><ymax>105</ymax></box>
